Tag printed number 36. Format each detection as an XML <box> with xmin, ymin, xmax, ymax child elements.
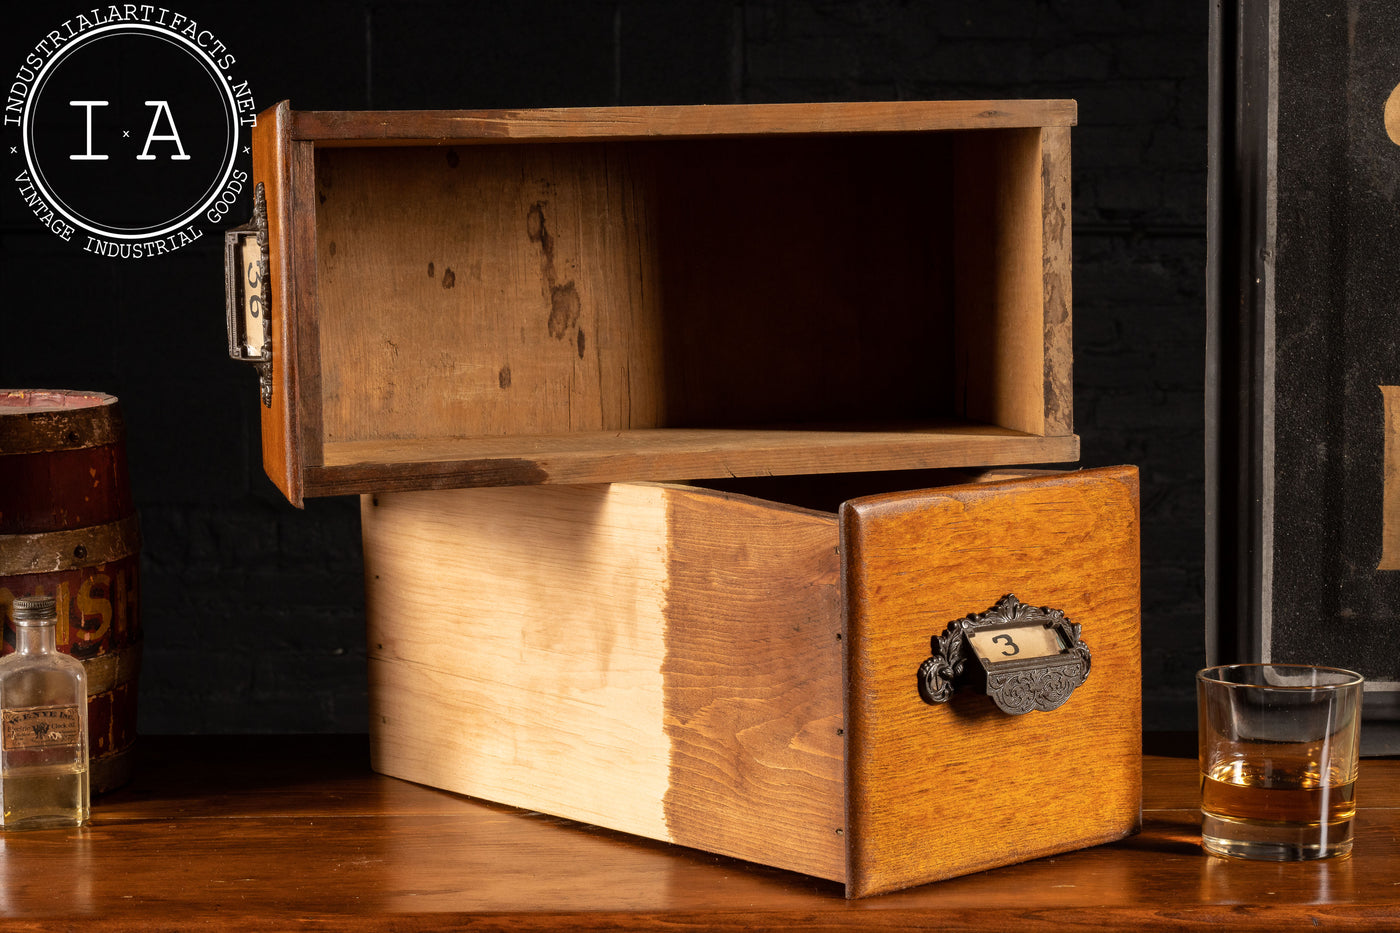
<box><xmin>246</xmin><ymin>260</ymin><xmax>262</xmax><ymax>319</ymax></box>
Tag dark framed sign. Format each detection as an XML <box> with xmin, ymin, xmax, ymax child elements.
<box><xmin>1208</xmin><ymin>0</ymin><xmax>1400</xmax><ymax>753</ymax></box>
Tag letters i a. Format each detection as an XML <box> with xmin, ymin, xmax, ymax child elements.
<box><xmin>68</xmin><ymin>100</ymin><xmax>190</xmax><ymax>161</ymax></box>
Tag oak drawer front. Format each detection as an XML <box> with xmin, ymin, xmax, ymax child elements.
<box><xmin>363</xmin><ymin>466</ymin><xmax>1139</xmax><ymax>896</ymax></box>
<box><xmin>842</xmin><ymin>465</ymin><xmax>1142</xmax><ymax>896</ymax></box>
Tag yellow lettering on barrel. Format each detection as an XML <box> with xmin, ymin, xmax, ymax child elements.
<box><xmin>75</xmin><ymin>573</ymin><xmax>112</xmax><ymax>644</ymax></box>
<box><xmin>1382</xmin><ymin>387</ymin><xmax>1400</xmax><ymax>571</ymax></box>
<box><xmin>0</xmin><ymin>585</ymin><xmax>69</xmax><ymax>646</ymax></box>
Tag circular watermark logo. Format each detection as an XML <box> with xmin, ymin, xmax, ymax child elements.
<box><xmin>6</xmin><ymin>8</ymin><xmax>255</xmax><ymax>258</ymax></box>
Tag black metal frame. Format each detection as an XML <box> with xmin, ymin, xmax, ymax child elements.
<box><xmin>1205</xmin><ymin>0</ymin><xmax>1270</xmax><ymax>670</ymax></box>
<box><xmin>1207</xmin><ymin>0</ymin><xmax>1400</xmax><ymax>753</ymax></box>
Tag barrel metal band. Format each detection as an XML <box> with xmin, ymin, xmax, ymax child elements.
<box><xmin>84</xmin><ymin>642</ymin><xmax>143</xmax><ymax>695</ymax></box>
<box><xmin>0</xmin><ymin>393</ymin><xmax>124</xmax><ymax>454</ymax></box>
<box><xmin>0</xmin><ymin>514</ymin><xmax>141</xmax><ymax>573</ymax></box>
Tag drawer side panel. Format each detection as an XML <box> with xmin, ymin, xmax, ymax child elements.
<box><xmin>365</xmin><ymin>483</ymin><xmax>845</xmax><ymax>881</ymax></box>
<box><xmin>953</xmin><ymin>128</ymin><xmax>1046</xmax><ymax>436</ymax></box>
<box><xmin>660</xmin><ymin>486</ymin><xmax>845</xmax><ymax>881</ymax></box>
<box><xmin>365</xmin><ymin>485</ymin><xmax>673</xmax><ymax>838</ymax></box>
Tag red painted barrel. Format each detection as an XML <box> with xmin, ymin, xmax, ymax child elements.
<box><xmin>0</xmin><ymin>390</ymin><xmax>141</xmax><ymax>793</ymax></box>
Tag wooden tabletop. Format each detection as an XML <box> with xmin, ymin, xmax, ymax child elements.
<box><xmin>1</xmin><ymin>735</ymin><xmax>1396</xmax><ymax>931</ymax></box>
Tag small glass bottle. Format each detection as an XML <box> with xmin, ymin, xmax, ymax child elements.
<box><xmin>0</xmin><ymin>595</ymin><xmax>89</xmax><ymax>830</ymax></box>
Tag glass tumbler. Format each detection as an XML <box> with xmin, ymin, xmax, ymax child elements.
<box><xmin>1197</xmin><ymin>663</ymin><xmax>1364</xmax><ymax>860</ymax></box>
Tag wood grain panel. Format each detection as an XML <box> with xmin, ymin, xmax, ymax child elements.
<box><xmin>308</xmin><ymin>427</ymin><xmax>1080</xmax><ymax>496</ymax></box>
<box><xmin>841</xmin><ymin>466</ymin><xmax>1141</xmax><ymax>896</ymax></box>
<box><xmin>316</xmin><ymin>144</ymin><xmax>664</xmax><ymax>445</ymax></box>
<box><xmin>1041</xmin><ymin>125</ymin><xmax>1074</xmax><ymax>436</ymax></box>
<box><xmin>365</xmin><ymin>483</ymin><xmax>845</xmax><ymax>880</ymax></box>
<box><xmin>291</xmin><ymin>140</ymin><xmax>324</xmax><ymax>470</ymax></box>
<box><xmin>364</xmin><ymin>484</ymin><xmax>673</xmax><ymax>839</ymax></box>
<box><xmin>290</xmin><ymin>99</ymin><xmax>1078</xmax><ymax>144</ymax></box>
<box><xmin>660</xmin><ymin>485</ymin><xmax>845</xmax><ymax>881</ymax></box>
<box><xmin>953</xmin><ymin>128</ymin><xmax>1047</xmax><ymax>436</ymax></box>
<box><xmin>250</xmin><ymin>102</ymin><xmax>302</xmax><ymax>505</ymax></box>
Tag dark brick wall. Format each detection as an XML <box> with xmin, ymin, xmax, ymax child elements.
<box><xmin>0</xmin><ymin>0</ymin><xmax>1206</xmax><ymax>733</ymax></box>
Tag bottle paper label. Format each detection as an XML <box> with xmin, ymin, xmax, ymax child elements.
<box><xmin>2</xmin><ymin>706</ymin><xmax>81</xmax><ymax>750</ymax></box>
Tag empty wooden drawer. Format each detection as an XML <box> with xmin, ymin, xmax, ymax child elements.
<box><xmin>232</xmin><ymin>99</ymin><xmax>1078</xmax><ymax>505</ymax></box>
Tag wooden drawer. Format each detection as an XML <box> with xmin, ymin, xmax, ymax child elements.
<box><xmin>362</xmin><ymin>466</ymin><xmax>1141</xmax><ymax>897</ymax></box>
<box><xmin>237</xmin><ymin>100</ymin><xmax>1077</xmax><ymax>505</ymax></box>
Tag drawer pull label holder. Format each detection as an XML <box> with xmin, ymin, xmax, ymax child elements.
<box><xmin>917</xmin><ymin>594</ymin><xmax>1091</xmax><ymax>714</ymax></box>
<box><xmin>224</xmin><ymin>182</ymin><xmax>273</xmax><ymax>407</ymax></box>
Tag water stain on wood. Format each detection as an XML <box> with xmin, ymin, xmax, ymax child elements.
<box><xmin>528</xmin><ymin>202</ymin><xmax>582</xmax><ymax>341</ymax></box>
<box><xmin>526</xmin><ymin>202</ymin><xmax>554</xmax><ymax>264</ymax></box>
<box><xmin>442</xmin><ymin>267</ymin><xmax>456</xmax><ymax>289</ymax></box>
<box><xmin>549</xmin><ymin>284</ymin><xmax>580</xmax><ymax>338</ymax></box>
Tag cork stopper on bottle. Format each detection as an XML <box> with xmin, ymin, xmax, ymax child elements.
<box><xmin>11</xmin><ymin>595</ymin><xmax>58</xmax><ymax>626</ymax></box>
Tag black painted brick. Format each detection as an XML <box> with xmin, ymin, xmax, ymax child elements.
<box><xmin>2</xmin><ymin>0</ymin><xmax>1210</xmax><ymax>735</ymax></box>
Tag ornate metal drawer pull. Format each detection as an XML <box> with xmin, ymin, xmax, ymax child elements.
<box><xmin>224</xmin><ymin>182</ymin><xmax>273</xmax><ymax>407</ymax></box>
<box><xmin>917</xmin><ymin>594</ymin><xmax>1091</xmax><ymax>714</ymax></box>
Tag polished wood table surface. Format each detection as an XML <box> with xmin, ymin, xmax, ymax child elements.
<box><xmin>0</xmin><ymin>735</ymin><xmax>1395</xmax><ymax>931</ymax></box>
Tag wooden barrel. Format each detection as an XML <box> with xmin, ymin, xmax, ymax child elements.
<box><xmin>0</xmin><ymin>390</ymin><xmax>141</xmax><ymax>793</ymax></box>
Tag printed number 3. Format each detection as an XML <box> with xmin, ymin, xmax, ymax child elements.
<box><xmin>246</xmin><ymin>260</ymin><xmax>262</xmax><ymax>319</ymax></box>
<box><xmin>991</xmin><ymin>633</ymin><xmax>1020</xmax><ymax>657</ymax></box>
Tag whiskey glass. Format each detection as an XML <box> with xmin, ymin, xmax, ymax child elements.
<box><xmin>1198</xmin><ymin>663</ymin><xmax>1363</xmax><ymax>860</ymax></box>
